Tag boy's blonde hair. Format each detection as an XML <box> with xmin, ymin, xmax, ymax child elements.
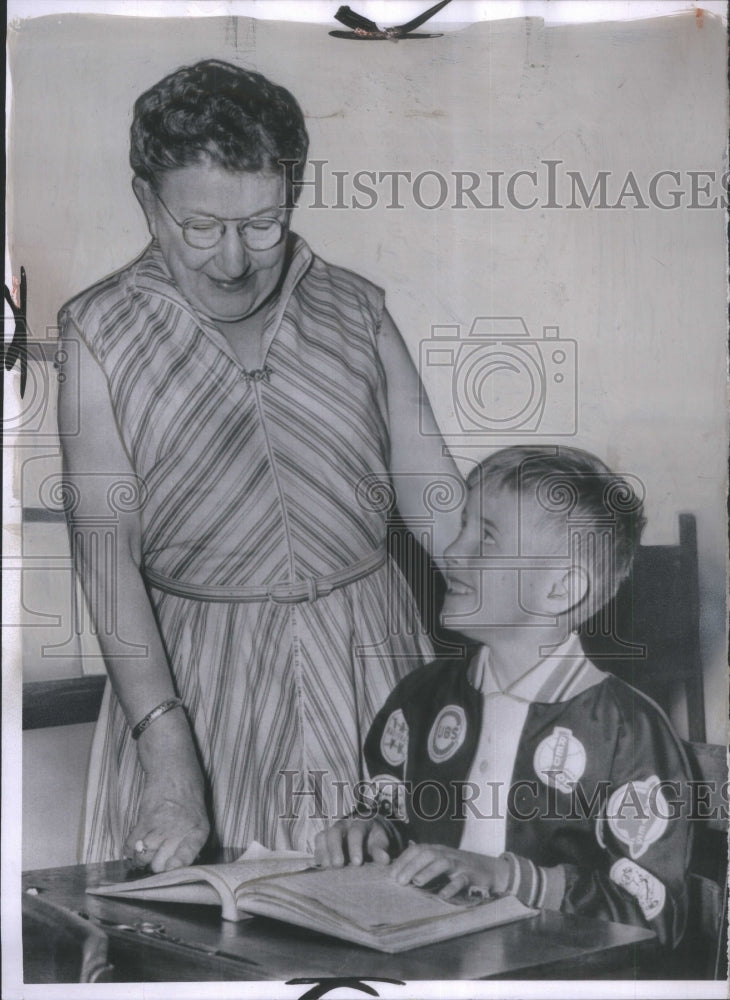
<box><xmin>467</xmin><ymin>446</ymin><xmax>646</xmax><ymax>622</ymax></box>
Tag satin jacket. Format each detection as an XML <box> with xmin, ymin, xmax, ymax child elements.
<box><xmin>363</xmin><ymin>652</ymin><xmax>692</xmax><ymax>947</ymax></box>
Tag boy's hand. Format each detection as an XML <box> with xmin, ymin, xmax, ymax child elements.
<box><xmin>314</xmin><ymin>817</ymin><xmax>391</xmax><ymax>868</ymax></box>
<box><xmin>390</xmin><ymin>844</ymin><xmax>511</xmax><ymax>900</ymax></box>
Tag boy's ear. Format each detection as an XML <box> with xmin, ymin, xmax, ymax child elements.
<box><xmin>132</xmin><ymin>177</ymin><xmax>158</xmax><ymax>239</ymax></box>
<box><xmin>544</xmin><ymin>566</ymin><xmax>589</xmax><ymax>615</ymax></box>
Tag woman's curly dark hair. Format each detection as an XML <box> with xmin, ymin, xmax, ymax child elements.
<box><xmin>130</xmin><ymin>60</ymin><xmax>309</xmax><ymax>196</ymax></box>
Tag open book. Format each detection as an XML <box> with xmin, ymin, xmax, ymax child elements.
<box><xmin>87</xmin><ymin>846</ymin><xmax>535</xmax><ymax>953</ymax></box>
<box><xmin>87</xmin><ymin>847</ymin><xmax>312</xmax><ymax>922</ymax></box>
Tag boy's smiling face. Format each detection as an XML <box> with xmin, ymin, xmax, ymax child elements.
<box><xmin>441</xmin><ymin>480</ymin><xmax>567</xmax><ymax>641</ymax></box>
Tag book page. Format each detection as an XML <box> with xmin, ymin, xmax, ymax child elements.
<box><xmin>89</xmin><ymin>881</ymin><xmax>224</xmax><ymax>907</ymax></box>
<box><xmin>243</xmin><ymin>863</ymin><xmax>519</xmax><ymax>932</ymax></box>
<box><xmin>89</xmin><ymin>853</ymin><xmax>314</xmax><ymax>897</ymax></box>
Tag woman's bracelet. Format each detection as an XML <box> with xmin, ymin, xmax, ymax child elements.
<box><xmin>131</xmin><ymin>698</ymin><xmax>183</xmax><ymax>741</ymax></box>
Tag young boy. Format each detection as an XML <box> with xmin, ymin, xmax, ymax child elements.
<box><xmin>315</xmin><ymin>446</ymin><xmax>691</xmax><ymax>948</ymax></box>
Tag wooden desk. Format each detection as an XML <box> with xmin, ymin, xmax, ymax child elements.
<box><xmin>23</xmin><ymin>862</ymin><xmax>658</xmax><ymax>983</ymax></box>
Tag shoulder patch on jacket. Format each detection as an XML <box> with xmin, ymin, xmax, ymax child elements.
<box><xmin>380</xmin><ymin>709</ymin><xmax>408</xmax><ymax>766</ymax></box>
<box><xmin>607</xmin><ymin>776</ymin><xmax>669</xmax><ymax>859</ymax></box>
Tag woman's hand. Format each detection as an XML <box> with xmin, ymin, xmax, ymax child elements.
<box><xmin>390</xmin><ymin>843</ymin><xmax>511</xmax><ymax>900</ymax></box>
<box><xmin>314</xmin><ymin>817</ymin><xmax>391</xmax><ymax>868</ymax></box>
<box><xmin>123</xmin><ymin>710</ymin><xmax>210</xmax><ymax>872</ymax></box>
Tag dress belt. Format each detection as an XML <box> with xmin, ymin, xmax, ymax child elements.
<box><xmin>144</xmin><ymin>547</ymin><xmax>387</xmax><ymax>604</ymax></box>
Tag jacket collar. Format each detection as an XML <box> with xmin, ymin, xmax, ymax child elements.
<box><xmin>468</xmin><ymin>633</ymin><xmax>606</xmax><ymax>704</ymax></box>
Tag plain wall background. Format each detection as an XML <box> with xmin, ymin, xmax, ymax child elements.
<box><xmin>7</xmin><ymin>11</ymin><xmax>727</xmax><ymax>867</ymax></box>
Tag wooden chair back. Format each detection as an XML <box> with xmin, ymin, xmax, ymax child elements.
<box><xmin>580</xmin><ymin>513</ymin><xmax>705</xmax><ymax>741</ymax></box>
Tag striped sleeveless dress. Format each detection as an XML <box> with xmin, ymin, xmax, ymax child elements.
<box><xmin>61</xmin><ymin>236</ymin><xmax>432</xmax><ymax>859</ymax></box>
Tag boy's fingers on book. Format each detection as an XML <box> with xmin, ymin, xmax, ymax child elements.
<box><xmin>392</xmin><ymin>845</ymin><xmax>450</xmax><ymax>886</ymax></box>
<box><xmin>312</xmin><ymin>831</ymin><xmax>327</xmax><ymax>867</ymax></box>
<box><xmin>409</xmin><ymin>858</ymin><xmax>452</xmax><ymax>887</ymax></box>
<box><xmin>390</xmin><ymin>841</ymin><xmax>426</xmax><ymax>880</ymax></box>
<box><xmin>346</xmin><ymin>824</ymin><xmax>367</xmax><ymax>865</ymax></box>
<box><xmin>315</xmin><ymin>818</ymin><xmax>385</xmax><ymax>868</ymax></box>
<box><xmin>313</xmin><ymin>836</ymin><xmax>334</xmax><ymax>868</ymax></box>
<box><xmin>370</xmin><ymin>845</ymin><xmax>391</xmax><ymax>866</ymax></box>
<box><xmin>367</xmin><ymin>822</ymin><xmax>391</xmax><ymax>865</ymax></box>
<box><xmin>438</xmin><ymin>871</ymin><xmax>470</xmax><ymax>900</ymax></box>
<box><xmin>314</xmin><ymin>826</ymin><xmax>346</xmax><ymax>868</ymax></box>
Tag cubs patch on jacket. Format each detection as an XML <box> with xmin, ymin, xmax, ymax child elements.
<box><xmin>362</xmin><ymin>638</ymin><xmax>692</xmax><ymax>948</ymax></box>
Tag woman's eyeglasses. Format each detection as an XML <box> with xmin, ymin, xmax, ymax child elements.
<box><xmin>154</xmin><ymin>190</ymin><xmax>286</xmax><ymax>251</ymax></box>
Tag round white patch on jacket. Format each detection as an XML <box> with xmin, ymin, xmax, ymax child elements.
<box><xmin>533</xmin><ymin>726</ymin><xmax>586</xmax><ymax>794</ymax></box>
<box><xmin>610</xmin><ymin>858</ymin><xmax>666</xmax><ymax>920</ymax></box>
<box><xmin>380</xmin><ymin>709</ymin><xmax>408</xmax><ymax>767</ymax></box>
<box><xmin>606</xmin><ymin>776</ymin><xmax>669</xmax><ymax>859</ymax></box>
<box><xmin>428</xmin><ymin>706</ymin><xmax>467</xmax><ymax>762</ymax></box>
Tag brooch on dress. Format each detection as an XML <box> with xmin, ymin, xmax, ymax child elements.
<box><xmin>241</xmin><ymin>365</ymin><xmax>273</xmax><ymax>383</ymax></box>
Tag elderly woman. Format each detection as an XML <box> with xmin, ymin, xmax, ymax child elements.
<box><xmin>59</xmin><ymin>60</ymin><xmax>461</xmax><ymax>871</ymax></box>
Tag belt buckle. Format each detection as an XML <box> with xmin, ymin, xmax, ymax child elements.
<box><xmin>267</xmin><ymin>577</ymin><xmax>318</xmax><ymax>604</ymax></box>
